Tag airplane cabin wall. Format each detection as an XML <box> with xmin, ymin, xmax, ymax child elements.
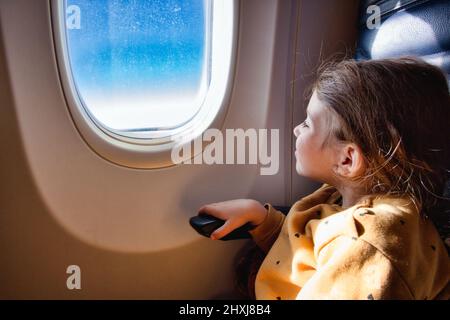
<box><xmin>0</xmin><ymin>0</ymin><xmax>359</xmax><ymax>299</ymax></box>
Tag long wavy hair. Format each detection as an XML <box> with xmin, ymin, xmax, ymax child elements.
<box><xmin>314</xmin><ymin>57</ymin><xmax>450</xmax><ymax>239</ymax></box>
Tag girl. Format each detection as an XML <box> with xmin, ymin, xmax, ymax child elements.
<box><xmin>198</xmin><ymin>57</ymin><xmax>450</xmax><ymax>300</ymax></box>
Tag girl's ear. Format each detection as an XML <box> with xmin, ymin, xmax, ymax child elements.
<box><xmin>333</xmin><ymin>143</ymin><xmax>366</xmax><ymax>178</ymax></box>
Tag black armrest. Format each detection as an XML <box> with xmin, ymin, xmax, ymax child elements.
<box><xmin>190</xmin><ymin>204</ymin><xmax>293</xmax><ymax>241</ymax></box>
<box><xmin>190</xmin><ymin>204</ymin><xmax>292</xmax><ymax>241</ymax></box>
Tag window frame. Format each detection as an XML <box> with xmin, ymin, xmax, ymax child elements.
<box><xmin>51</xmin><ymin>0</ymin><xmax>238</xmax><ymax>168</ymax></box>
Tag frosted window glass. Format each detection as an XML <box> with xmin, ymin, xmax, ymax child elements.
<box><xmin>65</xmin><ymin>0</ymin><xmax>211</xmax><ymax>132</ymax></box>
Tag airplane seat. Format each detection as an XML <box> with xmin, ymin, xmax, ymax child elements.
<box><xmin>356</xmin><ymin>0</ymin><xmax>450</xmax><ymax>80</ymax></box>
<box><xmin>356</xmin><ymin>0</ymin><xmax>450</xmax><ymax>247</ymax></box>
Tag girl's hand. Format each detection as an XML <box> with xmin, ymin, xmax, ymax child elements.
<box><xmin>198</xmin><ymin>199</ymin><xmax>268</xmax><ymax>240</ymax></box>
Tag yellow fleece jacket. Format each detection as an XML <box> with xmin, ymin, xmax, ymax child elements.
<box><xmin>249</xmin><ymin>183</ymin><xmax>450</xmax><ymax>300</ymax></box>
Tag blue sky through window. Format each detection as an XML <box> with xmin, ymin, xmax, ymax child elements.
<box><xmin>65</xmin><ymin>0</ymin><xmax>209</xmax><ymax>131</ymax></box>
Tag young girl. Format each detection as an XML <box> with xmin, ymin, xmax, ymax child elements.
<box><xmin>198</xmin><ymin>57</ymin><xmax>450</xmax><ymax>300</ymax></box>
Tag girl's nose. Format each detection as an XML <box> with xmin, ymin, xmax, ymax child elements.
<box><xmin>293</xmin><ymin>125</ymin><xmax>300</xmax><ymax>138</ymax></box>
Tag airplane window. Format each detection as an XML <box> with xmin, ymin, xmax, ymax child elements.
<box><xmin>61</xmin><ymin>0</ymin><xmax>234</xmax><ymax>139</ymax></box>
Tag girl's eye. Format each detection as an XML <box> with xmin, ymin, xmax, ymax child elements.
<box><xmin>300</xmin><ymin>121</ymin><xmax>309</xmax><ymax>128</ymax></box>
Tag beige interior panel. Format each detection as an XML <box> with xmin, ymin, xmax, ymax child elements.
<box><xmin>0</xmin><ymin>0</ymin><xmax>358</xmax><ymax>299</ymax></box>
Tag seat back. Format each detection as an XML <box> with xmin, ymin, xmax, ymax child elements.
<box><xmin>357</xmin><ymin>0</ymin><xmax>450</xmax><ymax>83</ymax></box>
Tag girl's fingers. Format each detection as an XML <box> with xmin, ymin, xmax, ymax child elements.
<box><xmin>210</xmin><ymin>219</ymin><xmax>239</xmax><ymax>240</ymax></box>
<box><xmin>198</xmin><ymin>205</ymin><xmax>211</xmax><ymax>215</ymax></box>
<box><xmin>198</xmin><ymin>204</ymin><xmax>223</xmax><ymax>218</ymax></box>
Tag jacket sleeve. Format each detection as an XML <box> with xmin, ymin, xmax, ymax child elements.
<box><xmin>248</xmin><ymin>203</ymin><xmax>286</xmax><ymax>254</ymax></box>
<box><xmin>296</xmin><ymin>235</ymin><xmax>415</xmax><ymax>300</ymax></box>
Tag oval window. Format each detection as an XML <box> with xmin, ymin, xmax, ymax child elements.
<box><xmin>56</xmin><ymin>0</ymin><xmax>236</xmax><ymax>146</ymax></box>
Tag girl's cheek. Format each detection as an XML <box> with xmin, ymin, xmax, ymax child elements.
<box><xmin>298</xmin><ymin>134</ymin><xmax>317</xmax><ymax>161</ymax></box>
<box><xmin>295</xmin><ymin>138</ymin><xmax>314</xmax><ymax>175</ymax></box>
<box><xmin>297</xmin><ymin>133</ymin><xmax>309</xmax><ymax>151</ymax></box>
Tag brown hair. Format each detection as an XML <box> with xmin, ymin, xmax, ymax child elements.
<box><xmin>313</xmin><ymin>57</ymin><xmax>450</xmax><ymax>231</ymax></box>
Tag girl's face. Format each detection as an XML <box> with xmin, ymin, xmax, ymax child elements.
<box><xmin>293</xmin><ymin>90</ymin><xmax>338</xmax><ymax>182</ymax></box>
